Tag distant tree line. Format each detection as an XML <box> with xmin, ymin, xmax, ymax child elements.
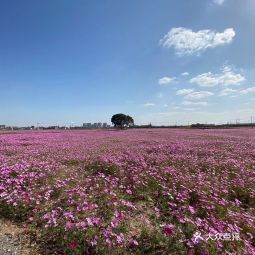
<box><xmin>190</xmin><ymin>123</ymin><xmax>216</xmax><ymax>129</ymax></box>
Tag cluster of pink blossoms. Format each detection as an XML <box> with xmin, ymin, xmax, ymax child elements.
<box><xmin>0</xmin><ymin>129</ymin><xmax>254</xmax><ymax>254</ymax></box>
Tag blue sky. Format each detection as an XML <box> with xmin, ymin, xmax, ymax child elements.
<box><xmin>0</xmin><ymin>0</ymin><xmax>255</xmax><ymax>126</ymax></box>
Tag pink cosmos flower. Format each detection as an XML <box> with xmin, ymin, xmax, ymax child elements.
<box><xmin>189</xmin><ymin>206</ymin><xmax>195</xmax><ymax>214</ymax></box>
<box><xmin>116</xmin><ymin>233</ymin><xmax>125</xmax><ymax>244</ymax></box>
<box><xmin>86</xmin><ymin>217</ymin><xmax>93</xmax><ymax>226</ymax></box>
<box><xmin>91</xmin><ymin>239</ymin><xmax>97</xmax><ymax>246</ymax></box>
<box><xmin>65</xmin><ymin>221</ymin><xmax>74</xmax><ymax>230</ymax></box>
<box><xmin>163</xmin><ymin>224</ymin><xmax>175</xmax><ymax>236</ymax></box>
<box><xmin>111</xmin><ymin>220</ymin><xmax>118</xmax><ymax>228</ymax></box>
<box><xmin>78</xmin><ymin>221</ymin><xmax>86</xmax><ymax>230</ymax></box>
<box><xmin>93</xmin><ymin>217</ymin><xmax>100</xmax><ymax>225</ymax></box>
<box><xmin>129</xmin><ymin>239</ymin><xmax>139</xmax><ymax>247</ymax></box>
<box><xmin>69</xmin><ymin>240</ymin><xmax>78</xmax><ymax>249</ymax></box>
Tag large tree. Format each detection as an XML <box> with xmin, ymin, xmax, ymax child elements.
<box><xmin>111</xmin><ymin>113</ymin><xmax>134</xmax><ymax>129</ymax></box>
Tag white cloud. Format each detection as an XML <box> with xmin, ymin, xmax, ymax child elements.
<box><xmin>176</xmin><ymin>88</ymin><xmax>194</xmax><ymax>95</ymax></box>
<box><xmin>219</xmin><ymin>87</ymin><xmax>255</xmax><ymax>96</ymax></box>
<box><xmin>184</xmin><ymin>91</ymin><xmax>214</xmax><ymax>100</ymax></box>
<box><xmin>190</xmin><ymin>66</ymin><xmax>245</xmax><ymax>87</ymax></box>
<box><xmin>144</xmin><ymin>103</ymin><xmax>156</xmax><ymax>107</ymax></box>
<box><xmin>219</xmin><ymin>88</ymin><xmax>238</xmax><ymax>96</ymax></box>
<box><xmin>213</xmin><ymin>0</ymin><xmax>225</xmax><ymax>5</ymax></box>
<box><xmin>182</xmin><ymin>101</ymin><xmax>208</xmax><ymax>106</ymax></box>
<box><xmin>158</xmin><ymin>76</ymin><xmax>176</xmax><ymax>85</ymax></box>
<box><xmin>176</xmin><ymin>89</ymin><xmax>213</xmax><ymax>100</ymax></box>
<box><xmin>240</xmin><ymin>87</ymin><xmax>255</xmax><ymax>95</ymax></box>
<box><xmin>163</xmin><ymin>104</ymin><xmax>168</xmax><ymax>107</ymax></box>
<box><xmin>181</xmin><ymin>72</ymin><xmax>189</xmax><ymax>76</ymax></box>
<box><xmin>160</xmin><ymin>27</ymin><xmax>235</xmax><ymax>56</ymax></box>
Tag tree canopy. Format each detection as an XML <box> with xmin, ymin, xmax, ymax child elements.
<box><xmin>111</xmin><ymin>114</ymin><xmax>134</xmax><ymax>129</ymax></box>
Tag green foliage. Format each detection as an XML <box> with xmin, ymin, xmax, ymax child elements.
<box><xmin>0</xmin><ymin>201</ymin><xmax>30</xmax><ymax>222</ymax></box>
<box><xmin>132</xmin><ymin>229</ymin><xmax>187</xmax><ymax>255</ymax></box>
<box><xmin>64</xmin><ymin>159</ymin><xmax>80</xmax><ymax>166</ymax></box>
<box><xmin>111</xmin><ymin>114</ymin><xmax>134</xmax><ymax>128</ymax></box>
<box><xmin>85</xmin><ymin>161</ymin><xmax>119</xmax><ymax>176</ymax></box>
<box><xmin>230</xmin><ymin>186</ymin><xmax>255</xmax><ymax>209</ymax></box>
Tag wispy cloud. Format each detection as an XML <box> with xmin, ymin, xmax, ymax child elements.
<box><xmin>158</xmin><ymin>76</ymin><xmax>176</xmax><ymax>85</ymax></box>
<box><xmin>219</xmin><ymin>87</ymin><xmax>255</xmax><ymax>96</ymax></box>
<box><xmin>144</xmin><ymin>103</ymin><xmax>156</xmax><ymax>107</ymax></box>
<box><xmin>181</xmin><ymin>72</ymin><xmax>189</xmax><ymax>76</ymax></box>
<box><xmin>176</xmin><ymin>89</ymin><xmax>213</xmax><ymax>100</ymax></box>
<box><xmin>240</xmin><ymin>87</ymin><xmax>255</xmax><ymax>95</ymax></box>
<box><xmin>213</xmin><ymin>0</ymin><xmax>225</xmax><ymax>6</ymax></box>
<box><xmin>184</xmin><ymin>91</ymin><xmax>214</xmax><ymax>100</ymax></box>
<box><xmin>172</xmin><ymin>106</ymin><xmax>181</xmax><ymax>110</ymax></box>
<box><xmin>219</xmin><ymin>88</ymin><xmax>238</xmax><ymax>96</ymax></box>
<box><xmin>190</xmin><ymin>66</ymin><xmax>245</xmax><ymax>87</ymax></box>
<box><xmin>182</xmin><ymin>101</ymin><xmax>208</xmax><ymax>106</ymax></box>
<box><xmin>160</xmin><ymin>27</ymin><xmax>235</xmax><ymax>56</ymax></box>
<box><xmin>176</xmin><ymin>88</ymin><xmax>194</xmax><ymax>96</ymax></box>
<box><xmin>157</xmin><ymin>92</ymin><xmax>163</xmax><ymax>98</ymax></box>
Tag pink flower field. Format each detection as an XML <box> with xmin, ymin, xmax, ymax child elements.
<box><xmin>0</xmin><ymin>129</ymin><xmax>254</xmax><ymax>254</ymax></box>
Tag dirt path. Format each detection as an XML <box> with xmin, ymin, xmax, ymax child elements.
<box><xmin>0</xmin><ymin>219</ymin><xmax>38</xmax><ymax>255</ymax></box>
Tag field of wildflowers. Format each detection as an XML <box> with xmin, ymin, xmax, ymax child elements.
<box><xmin>0</xmin><ymin>129</ymin><xmax>254</xmax><ymax>254</ymax></box>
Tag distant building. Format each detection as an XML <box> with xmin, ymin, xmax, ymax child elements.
<box><xmin>83</xmin><ymin>123</ymin><xmax>92</xmax><ymax>128</ymax></box>
<box><xmin>92</xmin><ymin>123</ymin><xmax>100</xmax><ymax>128</ymax></box>
<box><xmin>0</xmin><ymin>125</ymin><xmax>6</xmax><ymax>129</ymax></box>
<box><xmin>83</xmin><ymin>122</ymin><xmax>109</xmax><ymax>129</ymax></box>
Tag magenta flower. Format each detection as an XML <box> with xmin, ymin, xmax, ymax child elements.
<box><xmin>0</xmin><ymin>128</ymin><xmax>254</xmax><ymax>254</ymax></box>
<box><xmin>129</xmin><ymin>238</ymin><xmax>139</xmax><ymax>248</ymax></box>
<box><xmin>69</xmin><ymin>240</ymin><xmax>78</xmax><ymax>249</ymax></box>
<box><xmin>86</xmin><ymin>217</ymin><xmax>93</xmax><ymax>226</ymax></box>
<box><xmin>65</xmin><ymin>221</ymin><xmax>74</xmax><ymax>230</ymax></box>
<box><xmin>163</xmin><ymin>224</ymin><xmax>175</xmax><ymax>236</ymax></box>
<box><xmin>188</xmin><ymin>206</ymin><xmax>195</xmax><ymax>214</ymax></box>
